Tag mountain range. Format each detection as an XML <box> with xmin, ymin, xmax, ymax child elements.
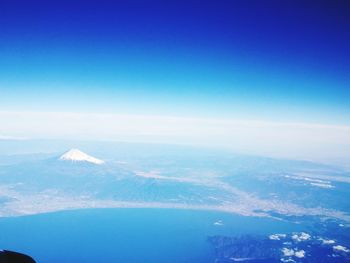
<box><xmin>0</xmin><ymin>148</ymin><xmax>349</xmax><ymax>224</ymax></box>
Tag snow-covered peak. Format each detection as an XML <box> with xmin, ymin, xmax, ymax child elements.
<box><xmin>59</xmin><ymin>149</ymin><xmax>105</xmax><ymax>165</ymax></box>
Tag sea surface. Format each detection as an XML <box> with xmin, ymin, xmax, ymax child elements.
<box><xmin>0</xmin><ymin>208</ymin><xmax>304</xmax><ymax>263</ymax></box>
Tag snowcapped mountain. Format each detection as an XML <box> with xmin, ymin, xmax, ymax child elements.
<box><xmin>59</xmin><ymin>149</ymin><xmax>105</xmax><ymax>165</ymax></box>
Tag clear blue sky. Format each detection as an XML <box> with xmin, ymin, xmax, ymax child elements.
<box><xmin>0</xmin><ymin>0</ymin><xmax>349</xmax><ymax>124</ymax></box>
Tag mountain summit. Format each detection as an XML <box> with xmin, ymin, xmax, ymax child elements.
<box><xmin>59</xmin><ymin>149</ymin><xmax>105</xmax><ymax>165</ymax></box>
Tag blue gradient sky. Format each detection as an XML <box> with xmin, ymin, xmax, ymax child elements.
<box><xmin>1</xmin><ymin>0</ymin><xmax>350</xmax><ymax>164</ymax></box>
<box><xmin>1</xmin><ymin>0</ymin><xmax>349</xmax><ymax>123</ymax></box>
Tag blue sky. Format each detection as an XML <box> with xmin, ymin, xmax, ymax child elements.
<box><xmin>0</xmin><ymin>0</ymin><xmax>350</xmax><ymax>162</ymax></box>
<box><xmin>1</xmin><ymin>0</ymin><xmax>349</xmax><ymax>122</ymax></box>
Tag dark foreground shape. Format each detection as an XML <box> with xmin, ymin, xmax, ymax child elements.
<box><xmin>0</xmin><ymin>250</ymin><xmax>36</xmax><ymax>263</ymax></box>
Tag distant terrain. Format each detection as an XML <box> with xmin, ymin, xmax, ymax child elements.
<box><xmin>0</xmin><ymin>144</ymin><xmax>349</xmax><ymax>222</ymax></box>
<box><xmin>0</xmin><ymin>142</ymin><xmax>349</xmax><ymax>262</ymax></box>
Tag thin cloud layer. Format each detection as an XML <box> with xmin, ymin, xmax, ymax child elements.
<box><xmin>0</xmin><ymin>111</ymin><xmax>349</xmax><ymax>164</ymax></box>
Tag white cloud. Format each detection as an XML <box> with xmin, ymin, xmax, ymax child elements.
<box><xmin>280</xmin><ymin>258</ymin><xmax>295</xmax><ymax>263</ymax></box>
<box><xmin>0</xmin><ymin>134</ymin><xmax>27</xmax><ymax>140</ymax></box>
<box><xmin>281</xmin><ymin>248</ymin><xmax>295</xmax><ymax>256</ymax></box>
<box><xmin>310</xmin><ymin>182</ymin><xmax>334</xmax><ymax>189</ymax></box>
<box><xmin>333</xmin><ymin>245</ymin><xmax>350</xmax><ymax>253</ymax></box>
<box><xmin>284</xmin><ymin>175</ymin><xmax>335</xmax><ymax>188</ymax></box>
<box><xmin>294</xmin><ymin>250</ymin><xmax>305</xmax><ymax>258</ymax></box>
<box><xmin>213</xmin><ymin>220</ymin><xmax>224</xmax><ymax>226</ymax></box>
<box><xmin>320</xmin><ymin>238</ymin><xmax>336</xmax><ymax>245</ymax></box>
<box><xmin>292</xmin><ymin>232</ymin><xmax>311</xmax><ymax>242</ymax></box>
<box><xmin>269</xmin><ymin>233</ymin><xmax>286</xmax><ymax>240</ymax></box>
<box><xmin>281</xmin><ymin>248</ymin><xmax>305</xmax><ymax>259</ymax></box>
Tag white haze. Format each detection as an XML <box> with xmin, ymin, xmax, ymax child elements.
<box><xmin>0</xmin><ymin>111</ymin><xmax>349</xmax><ymax>165</ymax></box>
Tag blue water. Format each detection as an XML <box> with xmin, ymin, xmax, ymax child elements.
<box><xmin>0</xmin><ymin>208</ymin><xmax>304</xmax><ymax>263</ymax></box>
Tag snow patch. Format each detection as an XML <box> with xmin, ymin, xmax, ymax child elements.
<box><xmin>59</xmin><ymin>149</ymin><xmax>105</xmax><ymax>165</ymax></box>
